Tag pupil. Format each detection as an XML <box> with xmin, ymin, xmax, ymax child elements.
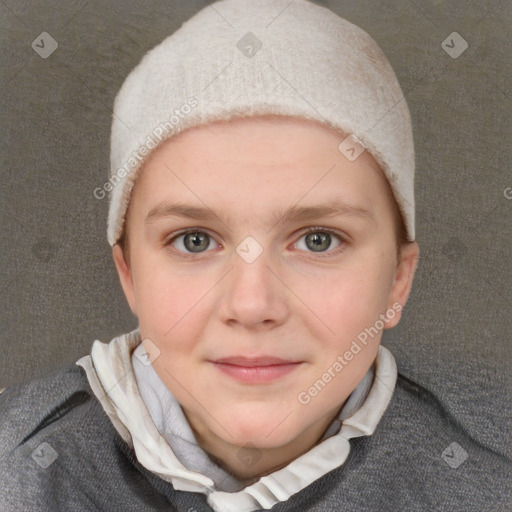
<box><xmin>307</xmin><ymin>232</ymin><xmax>330</xmax><ymax>252</ymax></box>
<box><xmin>185</xmin><ymin>232</ymin><xmax>208</xmax><ymax>252</ymax></box>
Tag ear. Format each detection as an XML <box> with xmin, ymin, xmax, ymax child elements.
<box><xmin>384</xmin><ymin>241</ymin><xmax>420</xmax><ymax>329</ymax></box>
<box><xmin>112</xmin><ymin>244</ymin><xmax>138</xmax><ymax>316</ymax></box>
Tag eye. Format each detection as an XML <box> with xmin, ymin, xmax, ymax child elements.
<box><xmin>294</xmin><ymin>227</ymin><xmax>345</xmax><ymax>255</ymax></box>
<box><xmin>167</xmin><ymin>229</ymin><xmax>219</xmax><ymax>256</ymax></box>
<box><xmin>165</xmin><ymin>227</ymin><xmax>346</xmax><ymax>259</ymax></box>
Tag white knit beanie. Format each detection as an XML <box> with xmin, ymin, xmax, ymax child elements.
<box><xmin>107</xmin><ymin>0</ymin><xmax>415</xmax><ymax>246</ymax></box>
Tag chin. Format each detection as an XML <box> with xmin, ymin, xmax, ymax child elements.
<box><xmin>217</xmin><ymin>413</ymin><xmax>304</xmax><ymax>449</ymax></box>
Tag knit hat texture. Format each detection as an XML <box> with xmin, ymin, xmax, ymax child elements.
<box><xmin>107</xmin><ymin>0</ymin><xmax>415</xmax><ymax>246</ymax></box>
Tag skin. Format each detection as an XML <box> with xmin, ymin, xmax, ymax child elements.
<box><xmin>112</xmin><ymin>115</ymin><xmax>420</xmax><ymax>483</ymax></box>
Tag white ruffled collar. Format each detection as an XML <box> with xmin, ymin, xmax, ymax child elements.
<box><xmin>76</xmin><ymin>329</ymin><xmax>397</xmax><ymax>512</ymax></box>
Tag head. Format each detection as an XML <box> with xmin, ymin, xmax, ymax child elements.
<box><xmin>112</xmin><ymin>114</ymin><xmax>419</xmax><ymax>473</ymax></box>
<box><xmin>107</xmin><ymin>0</ymin><xmax>420</xmax><ymax>477</ymax></box>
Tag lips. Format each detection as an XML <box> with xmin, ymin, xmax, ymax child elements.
<box><xmin>212</xmin><ymin>356</ymin><xmax>299</xmax><ymax>367</ymax></box>
<box><xmin>209</xmin><ymin>356</ymin><xmax>303</xmax><ymax>383</ymax></box>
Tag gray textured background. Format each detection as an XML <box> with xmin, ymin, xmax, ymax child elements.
<box><xmin>1</xmin><ymin>0</ymin><xmax>510</xmax><ymax>461</ymax></box>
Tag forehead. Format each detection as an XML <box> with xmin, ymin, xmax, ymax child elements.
<box><xmin>129</xmin><ymin>115</ymin><xmax>396</xmax><ymax>223</ymax></box>
<box><xmin>141</xmin><ymin>115</ymin><xmax>345</xmax><ymax>170</ymax></box>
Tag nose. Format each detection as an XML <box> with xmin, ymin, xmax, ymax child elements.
<box><xmin>218</xmin><ymin>247</ymin><xmax>290</xmax><ymax>330</ymax></box>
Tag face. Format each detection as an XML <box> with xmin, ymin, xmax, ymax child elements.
<box><xmin>113</xmin><ymin>116</ymin><xmax>419</xmax><ymax>459</ymax></box>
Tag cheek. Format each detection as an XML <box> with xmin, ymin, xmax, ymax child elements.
<box><xmin>131</xmin><ymin>254</ymin><xmax>202</xmax><ymax>337</ymax></box>
<box><xmin>294</xmin><ymin>253</ymin><xmax>395</xmax><ymax>342</ymax></box>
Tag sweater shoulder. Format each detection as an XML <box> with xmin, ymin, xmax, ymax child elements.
<box><xmin>291</xmin><ymin>373</ymin><xmax>512</xmax><ymax>512</ymax></box>
<box><xmin>0</xmin><ymin>363</ymin><xmax>93</xmax><ymax>454</ymax></box>
<box><xmin>0</xmin><ymin>364</ymin><xmax>182</xmax><ymax>512</ymax></box>
<box><xmin>389</xmin><ymin>372</ymin><xmax>510</xmax><ymax>462</ymax></box>
<box><xmin>345</xmin><ymin>372</ymin><xmax>512</xmax><ymax>511</ymax></box>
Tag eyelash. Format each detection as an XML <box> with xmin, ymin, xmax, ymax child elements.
<box><xmin>164</xmin><ymin>227</ymin><xmax>347</xmax><ymax>260</ymax></box>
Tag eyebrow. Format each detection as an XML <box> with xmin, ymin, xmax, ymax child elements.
<box><xmin>145</xmin><ymin>199</ymin><xmax>373</xmax><ymax>228</ymax></box>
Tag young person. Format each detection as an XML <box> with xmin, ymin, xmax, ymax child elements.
<box><xmin>1</xmin><ymin>1</ymin><xmax>509</xmax><ymax>510</ymax></box>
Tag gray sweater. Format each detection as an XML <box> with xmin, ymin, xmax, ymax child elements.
<box><xmin>0</xmin><ymin>363</ymin><xmax>510</xmax><ymax>511</ymax></box>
